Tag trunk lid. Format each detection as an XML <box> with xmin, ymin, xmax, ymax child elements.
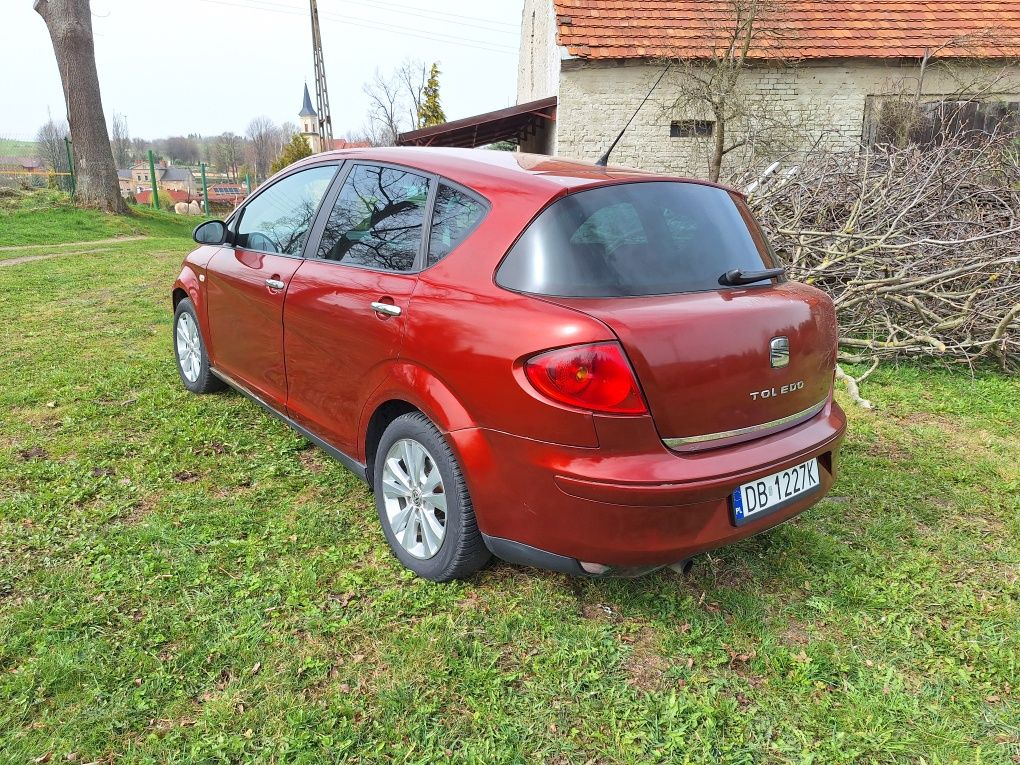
<box><xmin>551</xmin><ymin>282</ymin><xmax>837</xmax><ymax>448</ymax></box>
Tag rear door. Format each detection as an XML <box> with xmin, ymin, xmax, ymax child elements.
<box><xmin>205</xmin><ymin>164</ymin><xmax>337</xmax><ymax>407</ymax></box>
<box><xmin>496</xmin><ymin>181</ymin><xmax>837</xmax><ymax>449</ymax></box>
<box><xmin>283</xmin><ymin>163</ymin><xmax>432</xmax><ymax>456</ymax></box>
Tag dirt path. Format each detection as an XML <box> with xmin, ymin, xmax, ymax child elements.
<box><xmin>0</xmin><ymin>248</ymin><xmax>113</xmax><ymax>267</ymax></box>
<box><xmin>0</xmin><ymin>235</ymin><xmax>148</xmax><ymax>252</ymax></box>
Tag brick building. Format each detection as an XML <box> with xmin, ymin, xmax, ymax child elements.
<box><xmin>510</xmin><ymin>0</ymin><xmax>1020</xmax><ymax>176</ymax></box>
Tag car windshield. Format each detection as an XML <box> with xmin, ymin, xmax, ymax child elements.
<box><xmin>496</xmin><ymin>181</ymin><xmax>778</xmax><ymax>297</ymax></box>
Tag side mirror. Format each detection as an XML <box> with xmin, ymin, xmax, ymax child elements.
<box><xmin>193</xmin><ymin>220</ymin><xmax>229</xmax><ymax>245</ymax></box>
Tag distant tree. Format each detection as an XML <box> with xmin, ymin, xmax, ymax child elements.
<box><xmin>279</xmin><ymin>121</ymin><xmax>298</xmax><ymax>142</ymax></box>
<box><xmin>35</xmin><ymin>0</ymin><xmax>125</xmax><ymax>211</ymax></box>
<box><xmin>165</xmin><ymin>135</ymin><xmax>200</xmax><ymax>165</ymax></box>
<box><xmin>130</xmin><ymin>136</ymin><xmax>150</xmax><ymax>160</ymax></box>
<box><xmin>418</xmin><ymin>63</ymin><xmax>446</xmax><ymax>128</ymax></box>
<box><xmin>215</xmin><ymin>132</ymin><xmax>244</xmax><ymax>180</ymax></box>
<box><xmin>35</xmin><ymin>117</ymin><xmax>70</xmax><ymax>173</ymax></box>
<box><xmin>110</xmin><ymin>112</ymin><xmax>131</xmax><ymax>167</ymax></box>
<box><xmin>246</xmin><ymin>116</ymin><xmax>279</xmax><ymax>182</ymax></box>
<box><xmin>397</xmin><ymin>58</ymin><xmax>428</xmax><ymax>128</ymax></box>
<box><xmin>270</xmin><ymin>133</ymin><xmax>313</xmax><ymax>174</ymax></box>
<box><xmin>363</xmin><ymin>68</ymin><xmax>408</xmax><ymax>146</ymax></box>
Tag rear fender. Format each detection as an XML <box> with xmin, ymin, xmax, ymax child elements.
<box><xmin>358</xmin><ymin>361</ymin><xmax>475</xmax><ymax>457</ymax></box>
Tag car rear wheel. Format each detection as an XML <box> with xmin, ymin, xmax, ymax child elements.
<box><xmin>373</xmin><ymin>412</ymin><xmax>490</xmax><ymax>581</ymax></box>
<box><xmin>173</xmin><ymin>298</ymin><xmax>224</xmax><ymax>394</ymax></box>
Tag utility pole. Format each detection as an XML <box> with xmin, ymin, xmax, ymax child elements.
<box><xmin>309</xmin><ymin>0</ymin><xmax>334</xmax><ymax>150</ymax></box>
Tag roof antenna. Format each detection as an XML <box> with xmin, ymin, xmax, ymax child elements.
<box><xmin>596</xmin><ymin>63</ymin><xmax>672</xmax><ymax>167</ymax></box>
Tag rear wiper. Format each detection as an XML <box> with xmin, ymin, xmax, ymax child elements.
<box><xmin>718</xmin><ymin>267</ymin><xmax>786</xmax><ymax>287</ymax></box>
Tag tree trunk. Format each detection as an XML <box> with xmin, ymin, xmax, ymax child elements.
<box><xmin>35</xmin><ymin>0</ymin><xmax>125</xmax><ymax>213</ymax></box>
<box><xmin>709</xmin><ymin>115</ymin><xmax>726</xmax><ymax>183</ymax></box>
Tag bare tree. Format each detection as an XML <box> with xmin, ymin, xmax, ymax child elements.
<box><xmin>215</xmin><ymin>132</ymin><xmax>244</xmax><ymax>180</ymax></box>
<box><xmin>246</xmin><ymin>116</ymin><xmax>280</xmax><ymax>182</ymax></box>
<box><xmin>667</xmin><ymin>0</ymin><xmax>803</xmax><ymax>182</ymax></box>
<box><xmin>34</xmin><ymin>0</ymin><xmax>125</xmax><ymax>211</ymax></box>
<box><xmin>363</xmin><ymin>69</ymin><xmax>408</xmax><ymax>146</ymax></box>
<box><xmin>35</xmin><ymin>117</ymin><xmax>70</xmax><ymax>173</ymax></box>
<box><xmin>396</xmin><ymin>58</ymin><xmax>428</xmax><ymax>128</ymax></box>
<box><xmin>109</xmin><ymin>112</ymin><xmax>131</xmax><ymax>168</ymax></box>
<box><xmin>867</xmin><ymin>32</ymin><xmax>1020</xmax><ymax>148</ymax></box>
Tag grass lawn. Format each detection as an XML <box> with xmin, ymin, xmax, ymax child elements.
<box><xmin>0</xmin><ymin>138</ymin><xmax>38</xmax><ymax>156</ymax></box>
<box><xmin>0</xmin><ymin>188</ymin><xmax>201</xmax><ymax>249</ymax></box>
<box><xmin>1</xmin><ymin>198</ymin><xmax>1018</xmax><ymax>764</ymax></box>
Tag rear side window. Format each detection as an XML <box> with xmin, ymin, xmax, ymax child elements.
<box><xmin>427</xmin><ymin>184</ymin><xmax>488</xmax><ymax>267</ymax></box>
<box><xmin>315</xmin><ymin>164</ymin><xmax>430</xmax><ymax>272</ymax></box>
<box><xmin>496</xmin><ymin>182</ymin><xmax>777</xmax><ymax>297</ymax></box>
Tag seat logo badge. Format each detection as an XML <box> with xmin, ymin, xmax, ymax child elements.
<box><xmin>770</xmin><ymin>336</ymin><xmax>790</xmax><ymax>368</ymax></box>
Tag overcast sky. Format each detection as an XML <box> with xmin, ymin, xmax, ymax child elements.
<box><xmin>1</xmin><ymin>0</ymin><xmax>524</xmax><ymax>141</ymax></box>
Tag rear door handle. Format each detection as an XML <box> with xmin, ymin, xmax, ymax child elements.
<box><xmin>371</xmin><ymin>302</ymin><xmax>402</xmax><ymax>317</ymax></box>
<box><xmin>265</xmin><ymin>278</ymin><xmax>286</xmax><ymax>290</ymax></box>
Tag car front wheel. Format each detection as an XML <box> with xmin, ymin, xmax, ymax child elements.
<box><xmin>373</xmin><ymin>412</ymin><xmax>490</xmax><ymax>581</ymax></box>
<box><xmin>173</xmin><ymin>297</ymin><xmax>224</xmax><ymax>394</ymax></box>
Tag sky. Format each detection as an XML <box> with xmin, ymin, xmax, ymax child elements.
<box><xmin>1</xmin><ymin>0</ymin><xmax>524</xmax><ymax>141</ymax></box>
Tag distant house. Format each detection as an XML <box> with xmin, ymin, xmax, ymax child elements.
<box><xmin>119</xmin><ymin>160</ymin><xmax>197</xmax><ymax>198</ymax></box>
<box><xmin>0</xmin><ymin>156</ymin><xmax>46</xmax><ymax>175</ymax></box>
<box><xmin>206</xmin><ymin>183</ymin><xmax>247</xmax><ymax>205</ymax></box>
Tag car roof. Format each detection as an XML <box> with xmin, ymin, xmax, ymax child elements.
<box><xmin>294</xmin><ymin>146</ymin><xmax>732</xmax><ymax>200</ymax></box>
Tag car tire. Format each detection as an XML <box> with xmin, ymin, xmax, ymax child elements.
<box><xmin>173</xmin><ymin>298</ymin><xmax>225</xmax><ymax>394</ymax></box>
<box><xmin>373</xmin><ymin>412</ymin><xmax>490</xmax><ymax>581</ymax></box>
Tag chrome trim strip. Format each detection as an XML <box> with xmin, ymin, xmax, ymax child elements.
<box><xmin>663</xmin><ymin>398</ymin><xmax>828</xmax><ymax>449</ymax></box>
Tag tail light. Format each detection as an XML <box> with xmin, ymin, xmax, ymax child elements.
<box><xmin>523</xmin><ymin>342</ymin><xmax>647</xmax><ymax>415</ymax></box>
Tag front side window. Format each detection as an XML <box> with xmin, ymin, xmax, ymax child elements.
<box><xmin>315</xmin><ymin>164</ymin><xmax>430</xmax><ymax>272</ymax></box>
<box><xmin>236</xmin><ymin>165</ymin><xmax>336</xmax><ymax>255</ymax></box>
<box><xmin>427</xmin><ymin>184</ymin><xmax>488</xmax><ymax>267</ymax></box>
<box><xmin>496</xmin><ymin>182</ymin><xmax>777</xmax><ymax>297</ymax></box>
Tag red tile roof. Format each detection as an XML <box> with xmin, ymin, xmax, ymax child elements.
<box><xmin>553</xmin><ymin>1</ymin><xmax>1020</xmax><ymax>60</ymax></box>
<box><xmin>134</xmin><ymin>189</ymin><xmax>191</xmax><ymax>205</ymax></box>
<box><xmin>329</xmin><ymin>138</ymin><xmax>373</xmax><ymax>150</ymax></box>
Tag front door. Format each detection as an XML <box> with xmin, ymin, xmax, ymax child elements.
<box><xmin>205</xmin><ymin>165</ymin><xmax>337</xmax><ymax>408</ymax></box>
<box><xmin>284</xmin><ymin>163</ymin><xmax>431</xmax><ymax>456</ymax></box>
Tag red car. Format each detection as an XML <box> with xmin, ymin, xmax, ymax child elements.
<box><xmin>173</xmin><ymin>148</ymin><xmax>846</xmax><ymax>581</ymax></box>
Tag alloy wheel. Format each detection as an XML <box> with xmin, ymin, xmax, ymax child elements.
<box><xmin>176</xmin><ymin>312</ymin><xmax>202</xmax><ymax>383</ymax></box>
<box><xmin>381</xmin><ymin>438</ymin><xmax>447</xmax><ymax>559</ymax></box>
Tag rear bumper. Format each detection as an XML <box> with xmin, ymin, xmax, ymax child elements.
<box><xmin>450</xmin><ymin>399</ymin><xmax>847</xmax><ymax>571</ymax></box>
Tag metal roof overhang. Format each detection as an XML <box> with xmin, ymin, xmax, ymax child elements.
<box><xmin>398</xmin><ymin>96</ymin><xmax>557</xmax><ymax>148</ymax></box>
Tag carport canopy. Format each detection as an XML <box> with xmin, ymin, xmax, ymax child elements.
<box><xmin>397</xmin><ymin>96</ymin><xmax>557</xmax><ymax>148</ymax></box>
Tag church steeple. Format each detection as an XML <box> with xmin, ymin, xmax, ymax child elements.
<box><xmin>299</xmin><ymin>83</ymin><xmax>321</xmax><ymax>153</ymax></box>
<box><xmin>299</xmin><ymin>83</ymin><xmax>317</xmax><ymax>118</ymax></box>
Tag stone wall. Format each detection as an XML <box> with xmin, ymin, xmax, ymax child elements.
<box><xmin>555</xmin><ymin>59</ymin><xmax>1020</xmax><ymax>177</ymax></box>
<box><xmin>517</xmin><ymin>0</ymin><xmax>560</xmax><ymax>103</ymax></box>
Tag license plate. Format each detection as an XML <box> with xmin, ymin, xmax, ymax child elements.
<box><xmin>731</xmin><ymin>458</ymin><xmax>820</xmax><ymax>526</ymax></box>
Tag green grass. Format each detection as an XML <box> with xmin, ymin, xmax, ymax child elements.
<box><xmin>0</xmin><ymin>188</ymin><xmax>203</xmax><ymax>249</ymax></box>
<box><xmin>0</xmin><ymin>201</ymin><xmax>1018</xmax><ymax>764</ymax></box>
<box><xmin>0</xmin><ymin>138</ymin><xmax>38</xmax><ymax>156</ymax></box>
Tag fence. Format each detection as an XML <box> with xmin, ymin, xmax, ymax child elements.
<box><xmin>0</xmin><ymin>132</ymin><xmax>75</xmax><ymax>193</ymax></box>
<box><xmin>0</xmin><ymin>134</ymin><xmax>252</xmax><ymax>215</ymax></box>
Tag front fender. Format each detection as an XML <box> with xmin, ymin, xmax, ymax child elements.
<box><xmin>173</xmin><ymin>246</ymin><xmax>220</xmax><ymax>350</ymax></box>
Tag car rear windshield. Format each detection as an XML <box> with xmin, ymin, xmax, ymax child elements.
<box><xmin>496</xmin><ymin>181</ymin><xmax>778</xmax><ymax>297</ymax></box>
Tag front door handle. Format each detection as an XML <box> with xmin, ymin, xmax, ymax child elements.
<box><xmin>265</xmin><ymin>278</ymin><xmax>286</xmax><ymax>290</ymax></box>
<box><xmin>371</xmin><ymin>301</ymin><xmax>402</xmax><ymax>317</ymax></box>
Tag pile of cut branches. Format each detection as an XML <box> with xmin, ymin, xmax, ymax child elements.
<box><xmin>738</xmin><ymin>132</ymin><xmax>1020</xmax><ymax>387</ymax></box>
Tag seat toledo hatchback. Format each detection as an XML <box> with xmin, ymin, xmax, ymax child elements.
<box><xmin>172</xmin><ymin>148</ymin><xmax>846</xmax><ymax>581</ymax></box>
